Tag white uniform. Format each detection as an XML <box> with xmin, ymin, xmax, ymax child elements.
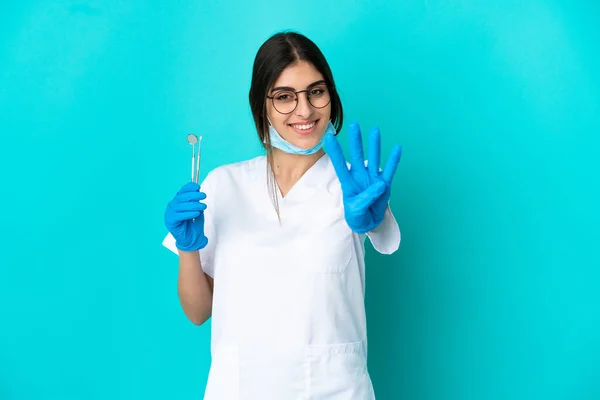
<box><xmin>163</xmin><ymin>153</ymin><xmax>400</xmax><ymax>400</ymax></box>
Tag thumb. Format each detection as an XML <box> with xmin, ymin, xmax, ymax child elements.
<box><xmin>350</xmin><ymin>181</ymin><xmax>387</xmax><ymax>212</ymax></box>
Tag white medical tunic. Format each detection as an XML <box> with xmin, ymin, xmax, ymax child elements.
<box><xmin>163</xmin><ymin>153</ymin><xmax>400</xmax><ymax>400</ymax></box>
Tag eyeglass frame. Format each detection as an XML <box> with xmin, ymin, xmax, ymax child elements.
<box><xmin>265</xmin><ymin>82</ymin><xmax>333</xmax><ymax>114</ymax></box>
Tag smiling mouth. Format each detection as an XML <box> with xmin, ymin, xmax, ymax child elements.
<box><xmin>289</xmin><ymin>119</ymin><xmax>319</xmax><ymax>134</ymax></box>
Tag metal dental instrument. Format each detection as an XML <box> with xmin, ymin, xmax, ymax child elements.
<box><xmin>187</xmin><ymin>134</ymin><xmax>198</xmax><ymax>182</ymax></box>
<box><xmin>186</xmin><ymin>133</ymin><xmax>203</xmax><ymax>184</ymax></box>
<box><xmin>186</xmin><ymin>133</ymin><xmax>203</xmax><ymax>222</ymax></box>
<box><xmin>195</xmin><ymin>136</ymin><xmax>203</xmax><ymax>184</ymax></box>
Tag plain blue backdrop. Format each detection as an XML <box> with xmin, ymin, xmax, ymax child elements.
<box><xmin>1</xmin><ymin>1</ymin><xmax>599</xmax><ymax>399</ymax></box>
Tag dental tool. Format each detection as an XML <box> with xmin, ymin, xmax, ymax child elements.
<box><xmin>187</xmin><ymin>134</ymin><xmax>198</xmax><ymax>182</ymax></box>
<box><xmin>195</xmin><ymin>136</ymin><xmax>203</xmax><ymax>184</ymax></box>
<box><xmin>186</xmin><ymin>133</ymin><xmax>203</xmax><ymax>222</ymax></box>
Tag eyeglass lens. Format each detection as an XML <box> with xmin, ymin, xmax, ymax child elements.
<box><xmin>271</xmin><ymin>85</ymin><xmax>331</xmax><ymax>114</ymax></box>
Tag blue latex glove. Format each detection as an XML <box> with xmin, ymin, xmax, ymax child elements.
<box><xmin>325</xmin><ymin>121</ymin><xmax>402</xmax><ymax>234</ymax></box>
<box><xmin>164</xmin><ymin>182</ymin><xmax>208</xmax><ymax>251</ymax></box>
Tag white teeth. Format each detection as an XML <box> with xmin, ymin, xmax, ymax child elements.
<box><xmin>292</xmin><ymin>121</ymin><xmax>316</xmax><ymax>130</ymax></box>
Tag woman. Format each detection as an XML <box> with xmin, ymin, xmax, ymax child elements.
<box><xmin>163</xmin><ymin>31</ymin><xmax>402</xmax><ymax>400</ymax></box>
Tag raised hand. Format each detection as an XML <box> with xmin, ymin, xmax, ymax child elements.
<box><xmin>325</xmin><ymin>121</ymin><xmax>402</xmax><ymax>234</ymax></box>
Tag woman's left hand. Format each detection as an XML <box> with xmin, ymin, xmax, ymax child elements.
<box><xmin>325</xmin><ymin>121</ymin><xmax>402</xmax><ymax>234</ymax></box>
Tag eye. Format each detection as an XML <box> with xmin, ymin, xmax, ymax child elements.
<box><xmin>309</xmin><ymin>87</ymin><xmax>326</xmax><ymax>96</ymax></box>
<box><xmin>274</xmin><ymin>91</ymin><xmax>296</xmax><ymax>102</ymax></box>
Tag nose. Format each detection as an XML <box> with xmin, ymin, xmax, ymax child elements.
<box><xmin>294</xmin><ymin>92</ymin><xmax>313</xmax><ymax>119</ymax></box>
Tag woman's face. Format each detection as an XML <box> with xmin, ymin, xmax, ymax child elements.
<box><xmin>266</xmin><ymin>61</ymin><xmax>332</xmax><ymax>150</ymax></box>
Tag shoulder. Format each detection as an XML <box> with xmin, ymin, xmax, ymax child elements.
<box><xmin>202</xmin><ymin>155</ymin><xmax>266</xmax><ymax>188</ymax></box>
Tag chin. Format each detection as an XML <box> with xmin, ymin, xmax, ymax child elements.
<box><xmin>296</xmin><ymin>136</ymin><xmax>324</xmax><ymax>151</ymax></box>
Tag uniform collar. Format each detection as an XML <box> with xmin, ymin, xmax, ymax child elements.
<box><xmin>267</xmin><ymin>153</ymin><xmax>332</xmax><ymax>204</ymax></box>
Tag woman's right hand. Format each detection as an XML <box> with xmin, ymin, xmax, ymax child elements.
<box><xmin>164</xmin><ymin>182</ymin><xmax>208</xmax><ymax>251</ymax></box>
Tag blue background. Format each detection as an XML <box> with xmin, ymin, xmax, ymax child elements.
<box><xmin>1</xmin><ymin>1</ymin><xmax>599</xmax><ymax>399</ymax></box>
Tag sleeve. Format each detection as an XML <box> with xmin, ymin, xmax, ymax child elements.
<box><xmin>162</xmin><ymin>170</ymin><xmax>218</xmax><ymax>277</ymax></box>
<box><xmin>365</xmin><ymin>205</ymin><xmax>401</xmax><ymax>255</ymax></box>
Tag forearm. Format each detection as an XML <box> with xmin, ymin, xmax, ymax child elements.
<box><xmin>177</xmin><ymin>250</ymin><xmax>213</xmax><ymax>325</ymax></box>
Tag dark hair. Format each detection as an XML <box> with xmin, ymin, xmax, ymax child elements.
<box><xmin>249</xmin><ymin>31</ymin><xmax>344</xmax><ymax>148</ymax></box>
<box><xmin>248</xmin><ymin>31</ymin><xmax>344</xmax><ymax>219</ymax></box>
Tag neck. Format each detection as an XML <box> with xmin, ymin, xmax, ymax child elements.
<box><xmin>269</xmin><ymin>148</ymin><xmax>325</xmax><ymax>181</ymax></box>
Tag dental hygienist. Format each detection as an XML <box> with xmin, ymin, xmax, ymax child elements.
<box><xmin>162</xmin><ymin>31</ymin><xmax>403</xmax><ymax>400</ymax></box>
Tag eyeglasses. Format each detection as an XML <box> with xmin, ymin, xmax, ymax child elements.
<box><xmin>266</xmin><ymin>84</ymin><xmax>332</xmax><ymax>114</ymax></box>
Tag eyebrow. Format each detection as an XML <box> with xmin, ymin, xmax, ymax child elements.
<box><xmin>270</xmin><ymin>79</ymin><xmax>327</xmax><ymax>93</ymax></box>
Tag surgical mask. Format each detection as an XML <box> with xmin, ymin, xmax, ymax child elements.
<box><xmin>267</xmin><ymin>119</ymin><xmax>336</xmax><ymax>155</ymax></box>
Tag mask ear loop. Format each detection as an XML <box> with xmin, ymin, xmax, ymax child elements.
<box><xmin>264</xmin><ymin>115</ymin><xmax>275</xmax><ymax>146</ymax></box>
